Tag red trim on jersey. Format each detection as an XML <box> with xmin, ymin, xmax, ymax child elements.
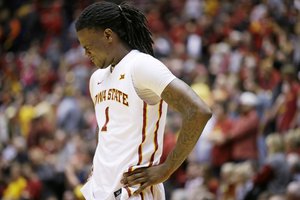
<box><xmin>138</xmin><ymin>102</ymin><xmax>147</xmax><ymax>165</ymax></box>
<box><xmin>128</xmin><ymin>166</ymin><xmax>133</xmax><ymax>172</ymax></box>
<box><xmin>149</xmin><ymin>100</ymin><xmax>163</xmax><ymax>166</ymax></box>
<box><xmin>140</xmin><ymin>192</ymin><xmax>144</xmax><ymax>200</ymax></box>
<box><xmin>125</xmin><ymin>186</ymin><xmax>132</xmax><ymax>197</ymax></box>
<box><xmin>101</xmin><ymin>107</ymin><xmax>109</xmax><ymax>131</ymax></box>
<box><xmin>125</xmin><ymin>166</ymin><xmax>134</xmax><ymax>197</ymax></box>
<box><xmin>150</xmin><ymin>185</ymin><xmax>154</xmax><ymax>197</ymax></box>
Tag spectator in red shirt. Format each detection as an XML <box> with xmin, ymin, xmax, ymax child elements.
<box><xmin>257</xmin><ymin>58</ymin><xmax>281</xmax><ymax>91</ymax></box>
<box><xmin>228</xmin><ymin>92</ymin><xmax>259</xmax><ymax>162</ymax></box>
<box><xmin>266</xmin><ymin>64</ymin><xmax>300</xmax><ymax>133</ymax></box>
<box><xmin>22</xmin><ymin>163</ymin><xmax>42</xmax><ymax>200</ymax></box>
<box><xmin>208</xmin><ymin>100</ymin><xmax>234</xmax><ymax>177</ymax></box>
<box><xmin>276</xmin><ymin>65</ymin><xmax>300</xmax><ymax>132</ymax></box>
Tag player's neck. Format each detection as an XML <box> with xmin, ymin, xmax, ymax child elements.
<box><xmin>110</xmin><ymin>45</ymin><xmax>131</xmax><ymax>71</ymax></box>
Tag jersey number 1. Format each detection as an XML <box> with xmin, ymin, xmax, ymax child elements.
<box><xmin>101</xmin><ymin>107</ymin><xmax>109</xmax><ymax>131</ymax></box>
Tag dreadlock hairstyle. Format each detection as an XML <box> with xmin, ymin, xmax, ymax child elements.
<box><xmin>75</xmin><ymin>1</ymin><xmax>154</xmax><ymax>56</ymax></box>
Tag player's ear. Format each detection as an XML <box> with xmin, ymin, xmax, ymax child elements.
<box><xmin>103</xmin><ymin>28</ymin><xmax>113</xmax><ymax>42</ymax></box>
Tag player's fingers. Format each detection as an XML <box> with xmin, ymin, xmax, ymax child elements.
<box><xmin>122</xmin><ymin>168</ymin><xmax>148</xmax><ymax>179</ymax></box>
<box><xmin>122</xmin><ymin>170</ymin><xmax>142</xmax><ymax>180</ymax></box>
<box><xmin>126</xmin><ymin>172</ymin><xmax>145</xmax><ymax>181</ymax></box>
<box><xmin>123</xmin><ymin>170</ymin><xmax>143</xmax><ymax>178</ymax></box>
<box><xmin>124</xmin><ymin>176</ymin><xmax>148</xmax><ymax>187</ymax></box>
<box><xmin>121</xmin><ymin>171</ymin><xmax>147</xmax><ymax>184</ymax></box>
<box><xmin>133</xmin><ymin>182</ymin><xmax>150</xmax><ymax>195</ymax></box>
<box><xmin>125</xmin><ymin>167</ymin><xmax>148</xmax><ymax>176</ymax></box>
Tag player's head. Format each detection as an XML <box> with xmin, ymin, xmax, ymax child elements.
<box><xmin>75</xmin><ymin>1</ymin><xmax>153</xmax><ymax>68</ymax></box>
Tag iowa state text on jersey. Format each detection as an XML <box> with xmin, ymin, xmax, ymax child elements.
<box><xmin>94</xmin><ymin>88</ymin><xmax>129</xmax><ymax>106</ymax></box>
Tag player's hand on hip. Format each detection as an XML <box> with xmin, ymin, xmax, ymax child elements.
<box><xmin>121</xmin><ymin>163</ymin><xmax>171</xmax><ymax>195</ymax></box>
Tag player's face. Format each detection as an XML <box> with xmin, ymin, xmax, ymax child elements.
<box><xmin>77</xmin><ymin>28</ymin><xmax>111</xmax><ymax>68</ymax></box>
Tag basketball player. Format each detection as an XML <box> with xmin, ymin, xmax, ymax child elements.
<box><xmin>75</xmin><ymin>2</ymin><xmax>212</xmax><ymax>200</ymax></box>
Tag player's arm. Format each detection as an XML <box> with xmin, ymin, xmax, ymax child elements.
<box><xmin>160</xmin><ymin>78</ymin><xmax>212</xmax><ymax>173</ymax></box>
<box><xmin>121</xmin><ymin>78</ymin><xmax>212</xmax><ymax>195</ymax></box>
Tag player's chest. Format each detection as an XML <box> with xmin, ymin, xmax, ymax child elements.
<box><xmin>93</xmin><ymin>70</ymin><xmax>136</xmax><ymax>107</ymax></box>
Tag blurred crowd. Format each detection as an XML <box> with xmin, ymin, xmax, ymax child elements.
<box><xmin>1</xmin><ymin>0</ymin><xmax>300</xmax><ymax>200</ymax></box>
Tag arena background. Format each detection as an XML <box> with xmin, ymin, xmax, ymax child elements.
<box><xmin>1</xmin><ymin>0</ymin><xmax>300</xmax><ymax>199</ymax></box>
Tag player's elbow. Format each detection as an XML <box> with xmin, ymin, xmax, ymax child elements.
<box><xmin>197</xmin><ymin>106</ymin><xmax>212</xmax><ymax>122</ymax></box>
<box><xmin>187</xmin><ymin>104</ymin><xmax>212</xmax><ymax>123</ymax></box>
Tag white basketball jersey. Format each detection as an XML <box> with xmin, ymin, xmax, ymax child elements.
<box><xmin>81</xmin><ymin>50</ymin><xmax>175</xmax><ymax>200</ymax></box>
